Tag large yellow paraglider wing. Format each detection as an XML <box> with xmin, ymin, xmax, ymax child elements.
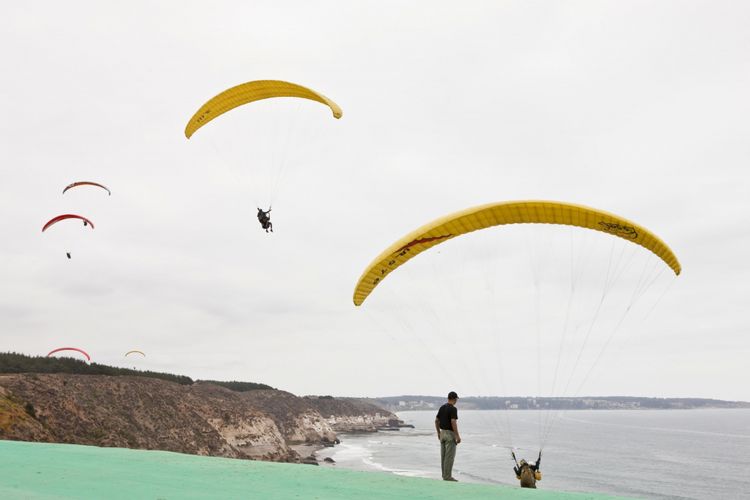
<box><xmin>353</xmin><ymin>200</ymin><xmax>681</xmax><ymax>306</ymax></box>
<box><xmin>184</xmin><ymin>80</ymin><xmax>343</xmax><ymax>138</ymax></box>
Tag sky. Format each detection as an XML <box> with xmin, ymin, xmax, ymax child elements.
<box><xmin>1</xmin><ymin>1</ymin><xmax>748</xmax><ymax>401</ymax></box>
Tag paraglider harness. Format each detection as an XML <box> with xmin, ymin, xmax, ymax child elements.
<box><xmin>257</xmin><ymin>207</ymin><xmax>273</xmax><ymax>233</ymax></box>
<box><xmin>512</xmin><ymin>450</ymin><xmax>542</xmax><ymax>482</ymax></box>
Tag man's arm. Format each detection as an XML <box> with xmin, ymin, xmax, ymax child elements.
<box><xmin>451</xmin><ymin>418</ymin><xmax>461</xmax><ymax>443</ymax></box>
<box><xmin>435</xmin><ymin>418</ymin><xmax>441</xmax><ymax>439</ymax></box>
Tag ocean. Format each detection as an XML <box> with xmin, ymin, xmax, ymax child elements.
<box><xmin>316</xmin><ymin>409</ymin><xmax>750</xmax><ymax>499</ymax></box>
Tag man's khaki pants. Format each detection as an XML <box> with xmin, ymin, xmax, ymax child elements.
<box><xmin>440</xmin><ymin>430</ymin><xmax>457</xmax><ymax>480</ymax></box>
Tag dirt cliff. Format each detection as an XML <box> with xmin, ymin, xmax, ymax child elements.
<box><xmin>0</xmin><ymin>374</ymin><xmax>393</xmax><ymax>463</ymax></box>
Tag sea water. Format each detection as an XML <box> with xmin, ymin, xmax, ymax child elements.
<box><xmin>316</xmin><ymin>409</ymin><xmax>750</xmax><ymax>499</ymax></box>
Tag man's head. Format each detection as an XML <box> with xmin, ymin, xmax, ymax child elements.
<box><xmin>519</xmin><ymin>459</ymin><xmax>528</xmax><ymax>467</ymax></box>
<box><xmin>448</xmin><ymin>391</ymin><xmax>459</xmax><ymax>403</ymax></box>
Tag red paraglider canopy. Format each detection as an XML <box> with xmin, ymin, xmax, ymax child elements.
<box><xmin>62</xmin><ymin>181</ymin><xmax>111</xmax><ymax>196</ymax></box>
<box><xmin>42</xmin><ymin>214</ymin><xmax>95</xmax><ymax>232</ymax></box>
<box><xmin>47</xmin><ymin>347</ymin><xmax>91</xmax><ymax>362</ymax></box>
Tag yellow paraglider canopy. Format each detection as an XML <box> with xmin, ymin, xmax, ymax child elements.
<box><xmin>184</xmin><ymin>80</ymin><xmax>342</xmax><ymax>138</ymax></box>
<box><xmin>353</xmin><ymin>200</ymin><xmax>681</xmax><ymax>306</ymax></box>
<box><xmin>124</xmin><ymin>350</ymin><xmax>145</xmax><ymax>358</ymax></box>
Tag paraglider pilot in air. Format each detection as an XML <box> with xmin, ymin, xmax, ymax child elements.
<box><xmin>512</xmin><ymin>450</ymin><xmax>541</xmax><ymax>488</ymax></box>
<box><xmin>257</xmin><ymin>207</ymin><xmax>273</xmax><ymax>233</ymax></box>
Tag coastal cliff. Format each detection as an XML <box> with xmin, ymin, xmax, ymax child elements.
<box><xmin>0</xmin><ymin>373</ymin><xmax>396</xmax><ymax>463</ymax></box>
<box><xmin>305</xmin><ymin>396</ymin><xmax>406</xmax><ymax>432</ymax></box>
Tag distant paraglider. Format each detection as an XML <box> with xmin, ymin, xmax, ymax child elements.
<box><xmin>62</xmin><ymin>181</ymin><xmax>111</xmax><ymax>196</ymax></box>
<box><xmin>42</xmin><ymin>214</ymin><xmax>95</xmax><ymax>259</ymax></box>
<box><xmin>124</xmin><ymin>350</ymin><xmax>145</xmax><ymax>358</ymax></box>
<box><xmin>184</xmin><ymin>80</ymin><xmax>342</xmax><ymax>232</ymax></box>
<box><xmin>47</xmin><ymin>347</ymin><xmax>91</xmax><ymax>362</ymax></box>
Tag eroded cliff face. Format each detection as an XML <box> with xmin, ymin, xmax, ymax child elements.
<box><xmin>0</xmin><ymin>374</ymin><xmax>343</xmax><ymax>462</ymax></box>
<box><xmin>323</xmin><ymin>414</ymin><xmax>391</xmax><ymax>432</ymax></box>
<box><xmin>305</xmin><ymin>397</ymin><xmax>398</xmax><ymax>432</ymax></box>
<box><xmin>245</xmin><ymin>390</ymin><xmax>338</xmax><ymax>445</ymax></box>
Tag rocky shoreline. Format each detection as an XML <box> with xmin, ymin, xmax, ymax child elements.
<box><xmin>293</xmin><ymin>413</ymin><xmax>415</xmax><ymax>466</ymax></box>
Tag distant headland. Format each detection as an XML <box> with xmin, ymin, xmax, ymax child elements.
<box><xmin>364</xmin><ymin>395</ymin><xmax>750</xmax><ymax>411</ymax></box>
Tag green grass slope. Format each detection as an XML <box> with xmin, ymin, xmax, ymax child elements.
<box><xmin>0</xmin><ymin>440</ymin><xmax>628</xmax><ymax>500</ymax></box>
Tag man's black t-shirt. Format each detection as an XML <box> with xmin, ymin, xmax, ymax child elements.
<box><xmin>436</xmin><ymin>403</ymin><xmax>458</xmax><ymax>430</ymax></box>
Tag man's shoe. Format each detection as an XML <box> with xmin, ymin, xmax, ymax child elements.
<box><xmin>445</xmin><ymin>477</ymin><xmax>458</xmax><ymax>482</ymax></box>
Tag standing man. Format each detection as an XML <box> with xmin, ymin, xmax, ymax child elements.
<box><xmin>435</xmin><ymin>391</ymin><xmax>461</xmax><ymax>481</ymax></box>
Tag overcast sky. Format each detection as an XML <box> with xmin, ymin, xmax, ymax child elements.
<box><xmin>2</xmin><ymin>1</ymin><xmax>748</xmax><ymax>401</ymax></box>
